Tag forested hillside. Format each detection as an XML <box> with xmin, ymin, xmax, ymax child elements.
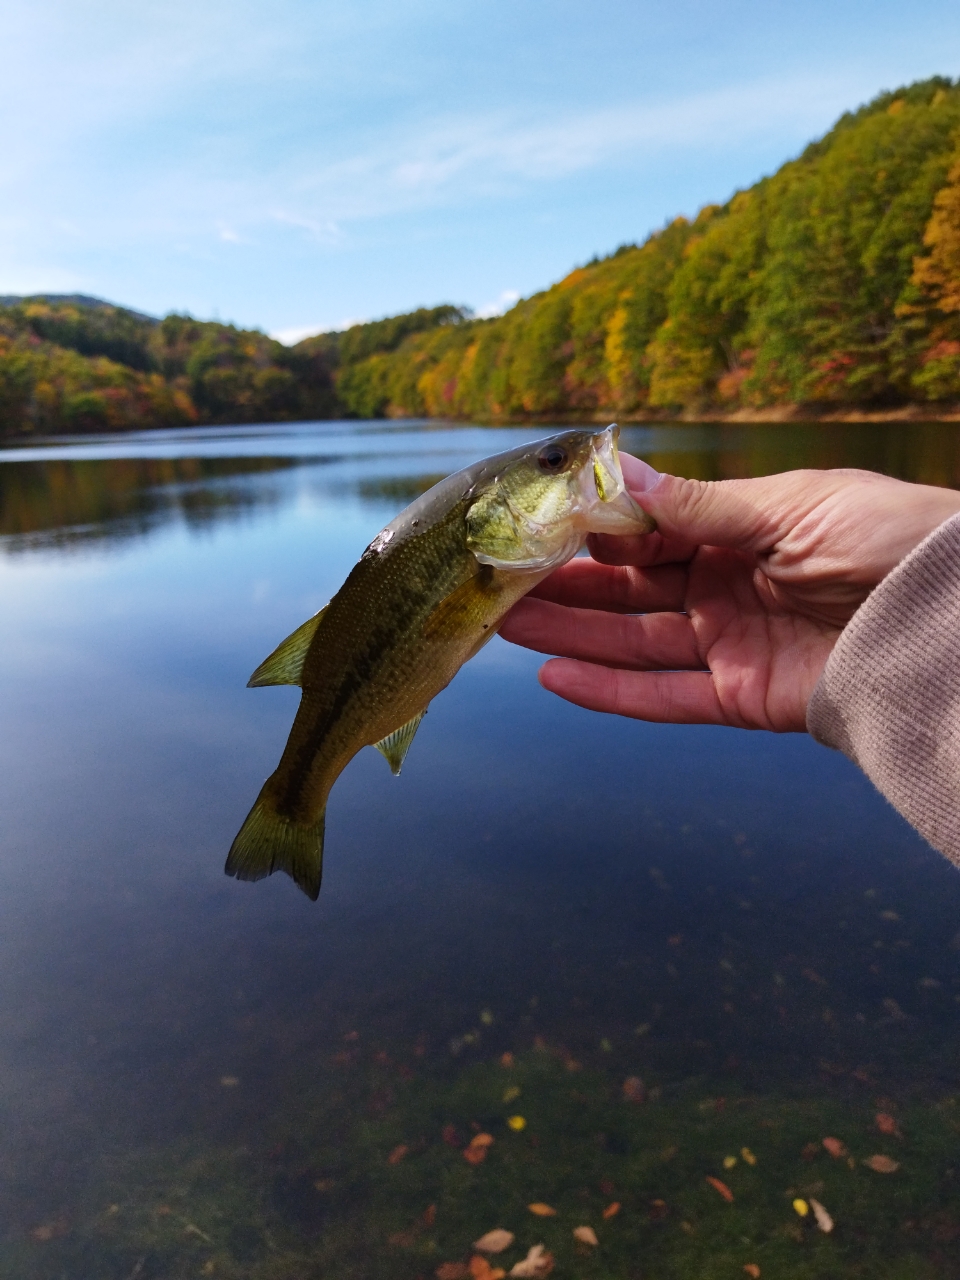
<box><xmin>3</xmin><ymin>76</ymin><xmax>960</xmax><ymax>437</ymax></box>
<box><xmin>338</xmin><ymin>77</ymin><xmax>960</xmax><ymax>420</ymax></box>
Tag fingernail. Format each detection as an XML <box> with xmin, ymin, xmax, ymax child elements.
<box><xmin>620</xmin><ymin>455</ymin><xmax>662</xmax><ymax>494</ymax></box>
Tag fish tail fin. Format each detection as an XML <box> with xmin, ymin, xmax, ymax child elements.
<box><xmin>225</xmin><ymin>786</ymin><xmax>325</xmax><ymax>901</ymax></box>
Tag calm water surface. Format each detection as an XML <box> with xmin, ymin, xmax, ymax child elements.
<box><xmin>3</xmin><ymin>420</ymin><xmax>960</xmax><ymax>1278</ymax></box>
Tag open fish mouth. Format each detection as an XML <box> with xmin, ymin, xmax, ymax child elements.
<box><xmin>583</xmin><ymin>425</ymin><xmax>656</xmax><ymax>534</ymax></box>
<box><xmin>591</xmin><ymin>425</ymin><xmax>625</xmax><ymax>503</ymax></box>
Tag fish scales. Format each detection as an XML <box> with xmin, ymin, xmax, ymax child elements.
<box><xmin>274</xmin><ymin>496</ymin><xmax>518</xmax><ymax>821</ymax></box>
<box><xmin>226</xmin><ymin>426</ymin><xmax>654</xmax><ymax>900</ymax></box>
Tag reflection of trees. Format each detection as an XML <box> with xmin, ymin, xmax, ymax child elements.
<box><xmin>621</xmin><ymin>422</ymin><xmax>960</xmax><ymax>489</ymax></box>
<box><xmin>355</xmin><ymin>474</ymin><xmax>446</xmax><ymax>504</ymax></box>
<box><xmin>0</xmin><ymin>456</ymin><xmax>301</xmax><ymax>553</ymax></box>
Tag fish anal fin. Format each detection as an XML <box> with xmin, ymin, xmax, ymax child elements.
<box><xmin>247</xmin><ymin>606</ymin><xmax>327</xmax><ymax>688</ymax></box>
<box><xmin>375</xmin><ymin>710</ymin><xmax>426</xmax><ymax>776</ymax></box>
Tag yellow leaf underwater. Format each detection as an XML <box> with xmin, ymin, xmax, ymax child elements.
<box><xmin>527</xmin><ymin>1202</ymin><xmax>557</xmax><ymax>1217</ymax></box>
<box><xmin>507</xmin><ymin>1115</ymin><xmax>526</xmax><ymax>1131</ymax></box>
<box><xmin>792</xmin><ymin>1199</ymin><xmax>809</xmax><ymax>1218</ymax></box>
<box><xmin>474</xmin><ymin>1230</ymin><xmax>514</xmax><ymax>1254</ymax></box>
<box><xmin>741</xmin><ymin>1147</ymin><xmax>756</xmax><ymax>1165</ymax></box>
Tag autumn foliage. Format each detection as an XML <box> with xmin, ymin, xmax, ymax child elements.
<box><xmin>334</xmin><ymin>77</ymin><xmax>960</xmax><ymax>419</ymax></box>
<box><xmin>4</xmin><ymin>77</ymin><xmax>960</xmax><ymax>438</ymax></box>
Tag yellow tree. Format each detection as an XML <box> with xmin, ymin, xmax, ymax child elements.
<box><xmin>910</xmin><ymin>145</ymin><xmax>960</xmax><ymax>400</ymax></box>
<box><xmin>913</xmin><ymin>150</ymin><xmax>960</xmax><ymax>312</ymax></box>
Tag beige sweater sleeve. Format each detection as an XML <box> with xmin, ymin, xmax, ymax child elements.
<box><xmin>807</xmin><ymin>511</ymin><xmax>960</xmax><ymax>865</ymax></box>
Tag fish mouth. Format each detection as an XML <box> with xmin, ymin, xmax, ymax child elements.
<box><xmin>590</xmin><ymin>425</ymin><xmax>624</xmax><ymax>503</ymax></box>
<box><xmin>583</xmin><ymin>425</ymin><xmax>656</xmax><ymax>534</ymax></box>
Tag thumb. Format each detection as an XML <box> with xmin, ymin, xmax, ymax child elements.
<box><xmin>625</xmin><ymin>466</ymin><xmax>796</xmax><ymax>554</ymax></box>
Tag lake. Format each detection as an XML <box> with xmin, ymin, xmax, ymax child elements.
<box><xmin>2</xmin><ymin>419</ymin><xmax>960</xmax><ymax>1279</ymax></box>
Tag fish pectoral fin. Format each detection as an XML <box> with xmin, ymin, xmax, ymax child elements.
<box><xmin>422</xmin><ymin>571</ymin><xmax>496</xmax><ymax>641</ymax></box>
<box><xmin>247</xmin><ymin>606</ymin><xmax>327</xmax><ymax>687</ymax></box>
<box><xmin>375</xmin><ymin>710</ymin><xmax>426</xmax><ymax>776</ymax></box>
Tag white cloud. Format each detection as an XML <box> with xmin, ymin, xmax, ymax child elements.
<box><xmin>282</xmin><ymin>72</ymin><xmax>856</xmax><ymax>226</ymax></box>
<box><xmin>270</xmin><ymin>323</ymin><xmax>324</xmax><ymax>345</ymax></box>
<box><xmin>270</xmin><ymin>316</ymin><xmax>367</xmax><ymax>344</ymax></box>
<box><xmin>476</xmin><ymin>289</ymin><xmax>519</xmax><ymax>319</ymax></box>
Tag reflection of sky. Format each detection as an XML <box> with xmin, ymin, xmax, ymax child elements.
<box><xmin>2</xmin><ymin>421</ymin><xmax>960</xmax><ymax>1237</ymax></box>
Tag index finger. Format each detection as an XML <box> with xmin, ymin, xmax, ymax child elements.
<box><xmin>528</xmin><ymin>558</ymin><xmax>688</xmax><ymax>613</ymax></box>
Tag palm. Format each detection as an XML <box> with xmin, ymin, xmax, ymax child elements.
<box><xmin>500</xmin><ymin>546</ymin><xmax>842</xmax><ymax>733</ymax></box>
<box><xmin>500</xmin><ymin>459</ymin><xmax>960</xmax><ymax>733</ymax></box>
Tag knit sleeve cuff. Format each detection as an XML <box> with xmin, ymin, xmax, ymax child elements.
<box><xmin>807</xmin><ymin>510</ymin><xmax>960</xmax><ymax>864</ymax></box>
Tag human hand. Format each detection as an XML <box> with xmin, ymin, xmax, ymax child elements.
<box><xmin>500</xmin><ymin>457</ymin><xmax>960</xmax><ymax>732</ymax></box>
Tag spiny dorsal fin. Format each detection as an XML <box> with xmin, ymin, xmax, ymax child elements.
<box><xmin>247</xmin><ymin>606</ymin><xmax>327</xmax><ymax>688</ymax></box>
<box><xmin>375</xmin><ymin>710</ymin><xmax>426</xmax><ymax>776</ymax></box>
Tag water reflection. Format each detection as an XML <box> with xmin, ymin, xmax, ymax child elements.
<box><xmin>5</xmin><ymin>419</ymin><xmax>960</xmax><ymax>555</ymax></box>
<box><xmin>2</xmin><ymin>419</ymin><xmax>960</xmax><ymax>1278</ymax></box>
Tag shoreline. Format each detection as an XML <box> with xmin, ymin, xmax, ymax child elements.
<box><xmin>4</xmin><ymin>404</ymin><xmax>960</xmax><ymax>447</ymax></box>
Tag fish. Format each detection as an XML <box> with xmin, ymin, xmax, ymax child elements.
<box><xmin>225</xmin><ymin>424</ymin><xmax>654</xmax><ymax>899</ymax></box>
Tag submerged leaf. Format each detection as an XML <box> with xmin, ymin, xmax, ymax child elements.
<box><xmin>474</xmin><ymin>1230</ymin><xmax>514</xmax><ymax>1254</ymax></box>
<box><xmin>602</xmin><ymin>1201</ymin><xmax>621</xmax><ymax>1219</ymax></box>
<box><xmin>743</xmin><ymin>1266</ymin><xmax>761</xmax><ymax>1278</ymax></box>
<box><xmin>622</xmin><ymin>1076</ymin><xmax>646</xmax><ymax>1103</ymax></box>
<box><xmin>507</xmin><ymin>1115</ymin><xmax>526</xmax><ymax>1131</ymax></box>
<box><xmin>464</xmin><ymin>1133</ymin><xmax>494</xmax><ymax>1165</ymax></box>
<box><xmin>706</xmin><ymin>1176</ymin><xmax>734</xmax><ymax>1202</ymax></box>
<box><xmin>527</xmin><ymin>1202</ymin><xmax>557</xmax><ymax>1217</ymax></box>
<box><xmin>573</xmin><ymin>1225</ymin><xmax>598</xmax><ymax>1245</ymax></box>
<box><xmin>822</xmin><ymin>1137</ymin><xmax>848</xmax><ymax>1159</ymax></box>
<box><xmin>436</xmin><ymin>1265</ymin><xmax>470</xmax><ymax>1280</ymax></box>
<box><xmin>509</xmin><ymin>1244</ymin><xmax>554</xmax><ymax>1277</ymax></box>
<box><xmin>875</xmin><ymin>1112</ymin><xmax>901</xmax><ymax>1136</ymax></box>
<box><xmin>809</xmin><ymin>1197</ymin><xmax>834</xmax><ymax>1233</ymax></box>
<box><xmin>863</xmin><ymin>1154</ymin><xmax>900</xmax><ymax>1173</ymax></box>
<box><xmin>792</xmin><ymin>1198</ymin><xmax>809</xmax><ymax>1217</ymax></box>
<box><xmin>469</xmin><ymin>1256</ymin><xmax>506</xmax><ymax>1280</ymax></box>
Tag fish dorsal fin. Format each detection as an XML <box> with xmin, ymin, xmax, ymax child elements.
<box><xmin>247</xmin><ymin>606</ymin><xmax>327</xmax><ymax>688</ymax></box>
<box><xmin>375</xmin><ymin>710</ymin><xmax>426</xmax><ymax>776</ymax></box>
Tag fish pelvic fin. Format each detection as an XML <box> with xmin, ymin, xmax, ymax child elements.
<box><xmin>375</xmin><ymin>709</ymin><xmax>426</xmax><ymax>776</ymax></box>
<box><xmin>247</xmin><ymin>606</ymin><xmax>327</xmax><ymax>688</ymax></box>
<box><xmin>225</xmin><ymin>788</ymin><xmax>325</xmax><ymax>901</ymax></box>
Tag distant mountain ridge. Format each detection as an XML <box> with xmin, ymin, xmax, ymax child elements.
<box><xmin>2</xmin><ymin>75</ymin><xmax>960</xmax><ymax>437</ymax></box>
<box><xmin>0</xmin><ymin>294</ymin><xmax>158</xmax><ymax>323</ymax></box>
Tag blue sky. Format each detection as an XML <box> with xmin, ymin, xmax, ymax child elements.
<box><xmin>3</xmin><ymin>1</ymin><xmax>960</xmax><ymax>341</ymax></box>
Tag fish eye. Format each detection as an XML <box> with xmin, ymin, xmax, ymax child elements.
<box><xmin>537</xmin><ymin>445</ymin><xmax>568</xmax><ymax>473</ymax></box>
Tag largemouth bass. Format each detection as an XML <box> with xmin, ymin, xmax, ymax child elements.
<box><xmin>226</xmin><ymin>425</ymin><xmax>653</xmax><ymax>899</ymax></box>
